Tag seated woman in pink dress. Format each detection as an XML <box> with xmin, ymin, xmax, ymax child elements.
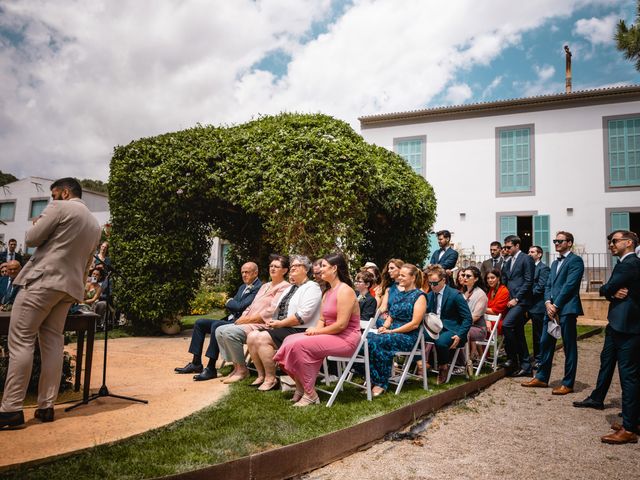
<box><xmin>273</xmin><ymin>253</ymin><xmax>361</xmax><ymax>407</ymax></box>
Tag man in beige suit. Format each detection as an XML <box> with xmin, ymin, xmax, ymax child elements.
<box><xmin>0</xmin><ymin>178</ymin><xmax>101</xmax><ymax>429</ymax></box>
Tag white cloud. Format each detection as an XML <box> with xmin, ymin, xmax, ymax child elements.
<box><xmin>445</xmin><ymin>83</ymin><xmax>473</xmax><ymax>104</ymax></box>
<box><xmin>0</xmin><ymin>0</ymin><xmax>626</xmax><ymax>180</ymax></box>
<box><xmin>573</xmin><ymin>14</ymin><xmax>618</xmax><ymax>45</ymax></box>
<box><xmin>535</xmin><ymin>64</ymin><xmax>556</xmax><ymax>82</ymax></box>
<box><xmin>482</xmin><ymin>76</ymin><xmax>503</xmax><ymax>98</ymax></box>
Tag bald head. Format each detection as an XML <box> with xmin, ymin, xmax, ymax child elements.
<box><xmin>241</xmin><ymin>262</ymin><xmax>259</xmax><ymax>285</ymax></box>
<box><xmin>5</xmin><ymin>260</ymin><xmax>21</xmax><ymax>279</ymax></box>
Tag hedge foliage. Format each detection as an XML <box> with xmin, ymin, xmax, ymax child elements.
<box><xmin>109</xmin><ymin>113</ymin><xmax>436</xmax><ymax>330</ymax></box>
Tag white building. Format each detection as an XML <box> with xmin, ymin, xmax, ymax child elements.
<box><xmin>359</xmin><ymin>85</ymin><xmax>640</xmax><ymax>260</ymax></box>
<box><xmin>0</xmin><ymin>177</ymin><xmax>110</xmax><ymax>253</ymax></box>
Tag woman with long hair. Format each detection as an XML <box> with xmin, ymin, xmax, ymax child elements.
<box><xmin>376</xmin><ymin>258</ymin><xmax>404</xmax><ymax>311</ymax></box>
<box><xmin>273</xmin><ymin>253</ymin><xmax>361</xmax><ymax>406</ymax></box>
<box><xmin>485</xmin><ymin>268</ymin><xmax>510</xmax><ymax>336</ymax></box>
<box><xmin>462</xmin><ymin>266</ymin><xmax>488</xmax><ymax>359</ymax></box>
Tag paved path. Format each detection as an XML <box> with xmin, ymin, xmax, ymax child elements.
<box><xmin>304</xmin><ymin>334</ymin><xmax>640</xmax><ymax>480</ymax></box>
<box><xmin>0</xmin><ymin>333</ymin><xmax>228</xmax><ymax>469</ymax></box>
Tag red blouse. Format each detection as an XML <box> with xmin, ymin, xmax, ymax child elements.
<box><xmin>486</xmin><ymin>284</ymin><xmax>509</xmax><ymax>316</ymax></box>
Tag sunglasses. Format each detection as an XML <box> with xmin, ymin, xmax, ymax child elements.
<box><xmin>428</xmin><ymin>280</ymin><xmax>442</xmax><ymax>287</ymax></box>
<box><xmin>462</xmin><ymin>273</ymin><xmax>474</xmax><ymax>278</ymax></box>
<box><xmin>609</xmin><ymin>238</ymin><xmax>630</xmax><ymax>245</ymax></box>
<box><xmin>552</xmin><ymin>239</ymin><xmax>568</xmax><ymax>244</ymax></box>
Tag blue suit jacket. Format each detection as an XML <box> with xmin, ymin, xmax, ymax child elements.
<box><xmin>544</xmin><ymin>252</ymin><xmax>584</xmax><ymax>317</ymax></box>
<box><xmin>225</xmin><ymin>278</ymin><xmax>262</xmax><ymax>320</ymax></box>
<box><xmin>528</xmin><ymin>261</ymin><xmax>550</xmax><ymax>315</ymax></box>
<box><xmin>599</xmin><ymin>253</ymin><xmax>640</xmax><ymax>335</ymax></box>
<box><xmin>427</xmin><ymin>286</ymin><xmax>472</xmax><ymax>340</ymax></box>
<box><xmin>429</xmin><ymin>247</ymin><xmax>459</xmax><ymax>270</ymax></box>
<box><xmin>502</xmin><ymin>251</ymin><xmax>535</xmax><ymax>306</ymax></box>
<box><xmin>0</xmin><ymin>277</ymin><xmax>19</xmax><ymax>305</ymax></box>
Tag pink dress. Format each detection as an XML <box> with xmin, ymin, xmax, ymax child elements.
<box><xmin>273</xmin><ymin>283</ymin><xmax>361</xmax><ymax>392</ymax></box>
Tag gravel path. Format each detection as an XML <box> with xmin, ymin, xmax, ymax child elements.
<box><xmin>304</xmin><ymin>334</ymin><xmax>640</xmax><ymax>480</ymax></box>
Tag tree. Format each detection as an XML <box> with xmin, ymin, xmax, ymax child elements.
<box><xmin>616</xmin><ymin>2</ymin><xmax>640</xmax><ymax>71</ymax></box>
<box><xmin>109</xmin><ymin>113</ymin><xmax>436</xmax><ymax>331</ymax></box>
<box><xmin>79</xmin><ymin>178</ymin><xmax>108</xmax><ymax>194</ymax></box>
<box><xmin>0</xmin><ymin>171</ymin><xmax>18</xmax><ymax>186</ymax></box>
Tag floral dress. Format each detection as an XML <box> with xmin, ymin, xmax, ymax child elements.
<box><xmin>367</xmin><ymin>288</ymin><xmax>424</xmax><ymax>390</ymax></box>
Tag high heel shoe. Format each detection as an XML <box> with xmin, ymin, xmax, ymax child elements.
<box><xmin>293</xmin><ymin>393</ymin><xmax>320</xmax><ymax>407</ymax></box>
<box><xmin>290</xmin><ymin>390</ymin><xmax>304</xmax><ymax>402</ymax></box>
<box><xmin>258</xmin><ymin>378</ymin><xmax>280</xmax><ymax>392</ymax></box>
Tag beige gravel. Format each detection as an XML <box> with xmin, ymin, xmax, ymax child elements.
<box><xmin>303</xmin><ymin>334</ymin><xmax>640</xmax><ymax>480</ymax></box>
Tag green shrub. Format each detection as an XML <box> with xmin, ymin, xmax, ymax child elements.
<box><xmin>189</xmin><ymin>287</ymin><xmax>227</xmax><ymax>316</ymax></box>
<box><xmin>109</xmin><ymin>113</ymin><xmax>436</xmax><ymax>331</ymax></box>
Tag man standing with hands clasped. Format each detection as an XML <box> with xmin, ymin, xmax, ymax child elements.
<box><xmin>573</xmin><ymin>230</ymin><xmax>640</xmax><ymax>444</ymax></box>
<box><xmin>0</xmin><ymin>178</ymin><xmax>101</xmax><ymax>430</ymax></box>
<box><xmin>522</xmin><ymin>231</ymin><xmax>584</xmax><ymax>395</ymax></box>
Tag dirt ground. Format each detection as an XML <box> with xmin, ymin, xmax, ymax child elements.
<box><xmin>0</xmin><ymin>332</ymin><xmax>228</xmax><ymax>470</ymax></box>
<box><xmin>303</xmin><ymin>334</ymin><xmax>640</xmax><ymax>480</ymax></box>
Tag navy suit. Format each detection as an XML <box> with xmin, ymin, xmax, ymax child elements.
<box><xmin>188</xmin><ymin>278</ymin><xmax>262</xmax><ymax>364</ymax></box>
<box><xmin>535</xmin><ymin>253</ymin><xmax>584</xmax><ymax>387</ymax></box>
<box><xmin>427</xmin><ymin>286</ymin><xmax>472</xmax><ymax>364</ymax></box>
<box><xmin>0</xmin><ymin>251</ymin><xmax>23</xmax><ymax>265</ymax></box>
<box><xmin>528</xmin><ymin>261</ymin><xmax>550</xmax><ymax>363</ymax></box>
<box><xmin>429</xmin><ymin>247</ymin><xmax>459</xmax><ymax>270</ymax></box>
<box><xmin>0</xmin><ymin>277</ymin><xmax>19</xmax><ymax>305</ymax></box>
<box><xmin>502</xmin><ymin>251</ymin><xmax>535</xmax><ymax>371</ymax></box>
<box><xmin>589</xmin><ymin>253</ymin><xmax>640</xmax><ymax>432</ymax></box>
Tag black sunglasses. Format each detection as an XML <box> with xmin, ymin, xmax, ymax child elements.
<box><xmin>552</xmin><ymin>239</ymin><xmax>568</xmax><ymax>244</ymax></box>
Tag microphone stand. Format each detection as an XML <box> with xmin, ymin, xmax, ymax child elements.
<box><xmin>66</xmin><ymin>256</ymin><xmax>148</xmax><ymax>411</ymax></box>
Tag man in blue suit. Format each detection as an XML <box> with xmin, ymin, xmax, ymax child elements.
<box><xmin>501</xmin><ymin>235</ymin><xmax>535</xmax><ymax>377</ymax></box>
<box><xmin>174</xmin><ymin>262</ymin><xmax>261</xmax><ymax>381</ymax></box>
<box><xmin>527</xmin><ymin>245</ymin><xmax>550</xmax><ymax>368</ymax></box>
<box><xmin>429</xmin><ymin>230</ymin><xmax>459</xmax><ymax>286</ymax></box>
<box><xmin>522</xmin><ymin>231</ymin><xmax>584</xmax><ymax>395</ymax></box>
<box><xmin>574</xmin><ymin>230</ymin><xmax>640</xmax><ymax>444</ymax></box>
<box><xmin>425</xmin><ymin>264</ymin><xmax>472</xmax><ymax>384</ymax></box>
<box><xmin>0</xmin><ymin>260</ymin><xmax>21</xmax><ymax>306</ymax></box>
<box><xmin>0</xmin><ymin>239</ymin><xmax>23</xmax><ymax>266</ymax></box>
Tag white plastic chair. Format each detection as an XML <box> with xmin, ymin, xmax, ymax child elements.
<box><xmin>388</xmin><ymin>327</ymin><xmax>429</xmax><ymax>394</ymax></box>
<box><xmin>317</xmin><ymin>313</ymin><xmax>379</xmax><ymax>407</ymax></box>
<box><xmin>474</xmin><ymin>314</ymin><xmax>503</xmax><ymax>375</ymax></box>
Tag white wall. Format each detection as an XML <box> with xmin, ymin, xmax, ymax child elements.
<box><xmin>361</xmin><ymin>100</ymin><xmax>640</xmax><ymax>255</ymax></box>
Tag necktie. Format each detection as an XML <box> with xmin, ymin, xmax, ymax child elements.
<box><xmin>492</xmin><ymin>258</ymin><xmax>498</xmax><ymax>267</ymax></box>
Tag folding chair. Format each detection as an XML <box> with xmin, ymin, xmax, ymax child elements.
<box><xmin>474</xmin><ymin>314</ymin><xmax>503</xmax><ymax>375</ymax></box>
<box><xmin>431</xmin><ymin>342</ymin><xmax>471</xmax><ymax>384</ymax></box>
<box><xmin>388</xmin><ymin>327</ymin><xmax>429</xmax><ymax>394</ymax></box>
<box><xmin>317</xmin><ymin>312</ymin><xmax>379</xmax><ymax>407</ymax></box>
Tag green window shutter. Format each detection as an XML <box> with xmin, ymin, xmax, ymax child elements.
<box><xmin>499</xmin><ymin>215</ymin><xmax>517</xmax><ymax>242</ymax></box>
<box><xmin>533</xmin><ymin>214</ymin><xmax>550</xmax><ymax>264</ymax></box>
<box><xmin>29</xmin><ymin>200</ymin><xmax>48</xmax><ymax>219</ymax></box>
<box><xmin>0</xmin><ymin>202</ymin><xmax>15</xmax><ymax>221</ymax></box>
<box><xmin>499</xmin><ymin>128</ymin><xmax>531</xmax><ymax>193</ymax></box>
<box><xmin>608</xmin><ymin>118</ymin><xmax>640</xmax><ymax>187</ymax></box>
<box><xmin>611</xmin><ymin>211</ymin><xmax>630</xmax><ymax>231</ymax></box>
<box><xmin>395</xmin><ymin>139</ymin><xmax>424</xmax><ymax>176</ymax></box>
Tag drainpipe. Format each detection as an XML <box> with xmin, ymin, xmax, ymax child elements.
<box><xmin>564</xmin><ymin>45</ymin><xmax>572</xmax><ymax>93</ymax></box>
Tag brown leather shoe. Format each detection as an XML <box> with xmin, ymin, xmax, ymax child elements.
<box><xmin>611</xmin><ymin>422</ymin><xmax>640</xmax><ymax>433</ymax></box>
<box><xmin>521</xmin><ymin>378</ymin><xmax>548</xmax><ymax>388</ymax></box>
<box><xmin>551</xmin><ymin>385</ymin><xmax>573</xmax><ymax>395</ymax></box>
<box><xmin>601</xmin><ymin>428</ymin><xmax>638</xmax><ymax>444</ymax></box>
<box><xmin>437</xmin><ymin>365</ymin><xmax>449</xmax><ymax>385</ymax></box>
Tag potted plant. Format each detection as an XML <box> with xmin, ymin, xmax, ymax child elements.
<box><xmin>160</xmin><ymin>315</ymin><xmax>182</xmax><ymax>335</ymax></box>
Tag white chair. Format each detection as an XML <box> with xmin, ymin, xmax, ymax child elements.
<box><xmin>431</xmin><ymin>342</ymin><xmax>471</xmax><ymax>384</ymax></box>
<box><xmin>474</xmin><ymin>314</ymin><xmax>503</xmax><ymax>375</ymax></box>
<box><xmin>317</xmin><ymin>313</ymin><xmax>379</xmax><ymax>407</ymax></box>
<box><xmin>388</xmin><ymin>327</ymin><xmax>429</xmax><ymax>394</ymax></box>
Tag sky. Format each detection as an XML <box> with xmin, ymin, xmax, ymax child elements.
<box><xmin>0</xmin><ymin>0</ymin><xmax>638</xmax><ymax>181</ymax></box>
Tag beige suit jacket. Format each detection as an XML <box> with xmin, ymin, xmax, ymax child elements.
<box><xmin>14</xmin><ymin>198</ymin><xmax>102</xmax><ymax>301</ymax></box>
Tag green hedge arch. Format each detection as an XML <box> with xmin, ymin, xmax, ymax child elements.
<box><xmin>109</xmin><ymin>113</ymin><xmax>436</xmax><ymax>330</ymax></box>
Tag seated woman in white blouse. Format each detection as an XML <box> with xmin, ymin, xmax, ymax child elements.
<box><xmin>462</xmin><ymin>266</ymin><xmax>488</xmax><ymax>360</ymax></box>
<box><xmin>246</xmin><ymin>255</ymin><xmax>322</xmax><ymax>391</ymax></box>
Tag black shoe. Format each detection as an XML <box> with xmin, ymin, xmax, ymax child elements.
<box><xmin>35</xmin><ymin>408</ymin><xmax>55</xmax><ymax>422</ymax></box>
<box><xmin>0</xmin><ymin>411</ymin><xmax>25</xmax><ymax>430</ymax></box>
<box><xmin>193</xmin><ymin>367</ymin><xmax>217</xmax><ymax>381</ymax></box>
<box><xmin>175</xmin><ymin>362</ymin><xmax>203</xmax><ymax>374</ymax></box>
<box><xmin>572</xmin><ymin>397</ymin><xmax>604</xmax><ymax>410</ymax></box>
<box><xmin>508</xmin><ymin>369</ymin><xmax>533</xmax><ymax>378</ymax></box>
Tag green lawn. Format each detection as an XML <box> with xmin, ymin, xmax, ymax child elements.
<box><xmin>2</xmin><ymin>325</ymin><xmax>601</xmax><ymax>480</ymax></box>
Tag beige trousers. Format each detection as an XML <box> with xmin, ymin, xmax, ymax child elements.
<box><xmin>1</xmin><ymin>283</ymin><xmax>75</xmax><ymax>411</ymax></box>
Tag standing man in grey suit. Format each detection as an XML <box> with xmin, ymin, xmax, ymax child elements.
<box><xmin>526</xmin><ymin>245</ymin><xmax>550</xmax><ymax>368</ymax></box>
<box><xmin>480</xmin><ymin>241</ymin><xmax>504</xmax><ymax>279</ymax></box>
<box><xmin>501</xmin><ymin>235</ymin><xmax>535</xmax><ymax>377</ymax></box>
<box><xmin>574</xmin><ymin>230</ymin><xmax>640</xmax><ymax>444</ymax></box>
<box><xmin>522</xmin><ymin>232</ymin><xmax>584</xmax><ymax>395</ymax></box>
<box><xmin>0</xmin><ymin>178</ymin><xmax>101</xmax><ymax>430</ymax></box>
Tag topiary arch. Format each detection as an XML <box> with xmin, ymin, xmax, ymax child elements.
<box><xmin>108</xmin><ymin>113</ymin><xmax>436</xmax><ymax>330</ymax></box>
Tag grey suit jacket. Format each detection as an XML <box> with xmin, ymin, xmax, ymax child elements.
<box><xmin>14</xmin><ymin>198</ymin><xmax>101</xmax><ymax>301</ymax></box>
